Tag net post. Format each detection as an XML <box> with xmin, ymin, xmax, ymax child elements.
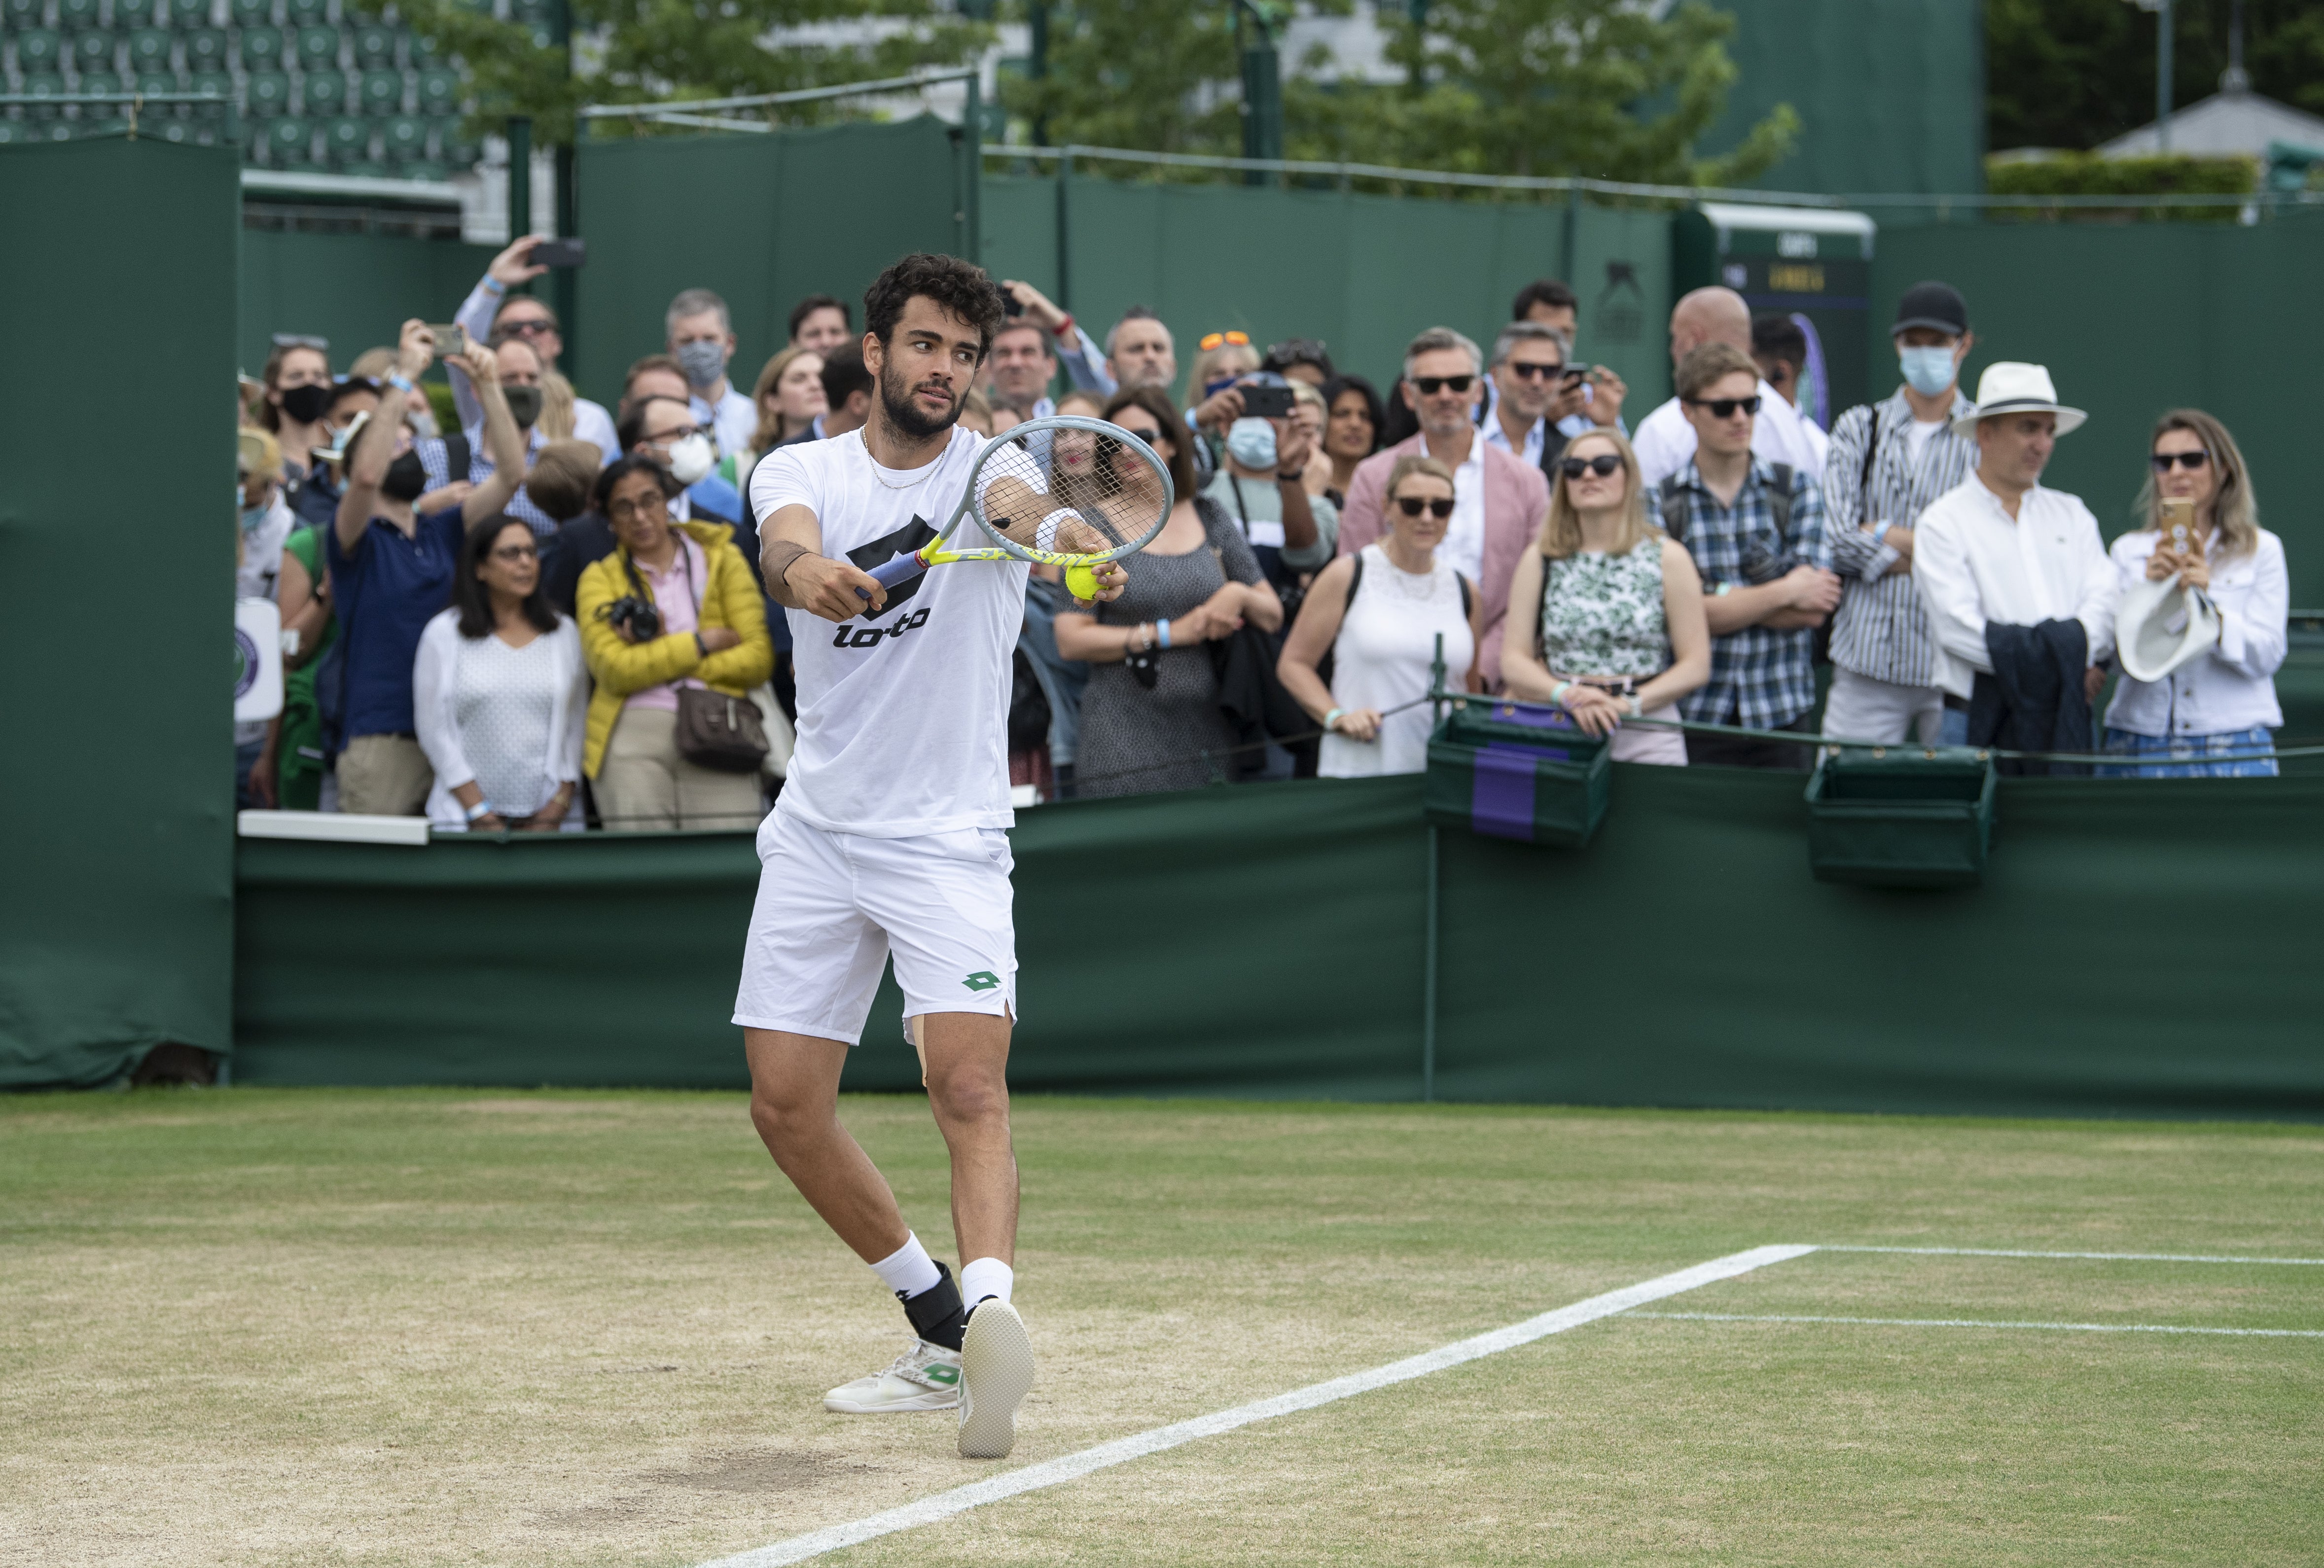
<box><xmin>1423</xmin><ymin>823</ymin><xmax>1439</xmax><ymax>1104</ymax></box>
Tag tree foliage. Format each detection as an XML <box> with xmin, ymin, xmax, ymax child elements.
<box><xmin>363</xmin><ymin>0</ymin><xmax>991</xmax><ymax>146</ymax></box>
<box><xmin>1986</xmin><ymin>0</ymin><xmax>2324</xmax><ymax>153</ymax></box>
<box><xmin>1002</xmin><ymin>0</ymin><xmax>1795</xmax><ymax>187</ymax></box>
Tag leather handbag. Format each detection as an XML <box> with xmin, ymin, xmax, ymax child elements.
<box><xmin>677</xmin><ymin>686</ymin><xmax>769</xmax><ymax>773</ymax></box>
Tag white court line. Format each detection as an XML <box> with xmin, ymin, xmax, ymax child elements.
<box><xmin>1819</xmin><ymin>1245</ymin><xmax>2324</xmax><ymax>1266</ymax></box>
<box><xmin>1632</xmin><ymin>1311</ymin><xmax>2324</xmax><ymax>1339</ymax></box>
<box><xmin>694</xmin><ymin>1244</ymin><xmax>1819</xmax><ymax>1568</ymax></box>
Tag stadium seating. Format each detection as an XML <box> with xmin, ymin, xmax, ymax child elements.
<box><xmin>2</xmin><ymin>0</ymin><xmax>474</xmax><ymax>176</ymax></box>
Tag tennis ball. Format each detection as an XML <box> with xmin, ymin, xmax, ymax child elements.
<box><xmin>1065</xmin><ymin>564</ymin><xmax>1102</xmax><ymax>601</ymax></box>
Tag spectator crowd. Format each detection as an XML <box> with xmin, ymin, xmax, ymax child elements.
<box><xmin>232</xmin><ymin>246</ymin><xmax>2294</xmax><ymax>831</ymax></box>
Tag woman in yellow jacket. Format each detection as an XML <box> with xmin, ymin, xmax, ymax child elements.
<box><xmin>578</xmin><ymin>456</ymin><xmax>774</xmax><ymax>830</ymax></box>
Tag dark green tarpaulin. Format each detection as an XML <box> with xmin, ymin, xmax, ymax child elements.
<box><xmin>0</xmin><ymin>140</ymin><xmax>240</xmax><ymax>1088</ymax></box>
<box><xmin>234</xmin><ymin>769</ymin><xmax>2324</xmax><ymax>1120</ymax></box>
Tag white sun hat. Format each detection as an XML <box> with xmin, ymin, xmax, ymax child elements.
<box><xmin>2115</xmin><ymin>573</ymin><xmax>2223</xmax><ymax>684</ymax></box>
<box><xmin>1952</xmin><ymin>361</ymin><xmax>2088</xmax><ymax>439</ymax></box>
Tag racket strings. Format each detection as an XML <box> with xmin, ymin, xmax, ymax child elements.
<box><xmin>973</xmin><ymin>424</ymin><xmax>1169</xmax><ymax>562</ymax></box>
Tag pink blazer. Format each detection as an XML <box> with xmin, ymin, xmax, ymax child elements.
<box><xmin>1338</xmin><ymin>434</ymin><xmax>1549</xmax><ymax>689</ymax></box>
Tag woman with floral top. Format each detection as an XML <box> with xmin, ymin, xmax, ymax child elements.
<box><xmin>1500</xmin><ymin>429</ymin><xmax>1710</xmax><ymax>764</ymax></box>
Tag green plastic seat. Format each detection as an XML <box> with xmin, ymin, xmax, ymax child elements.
<box><xmin>322</xmin><ymin>113</ymin><xmax>368</xmax><ymax>160</ymax></box>
<box><xmin>167</xmin><ymin>0</ymin><xmax>209</xmax><ymax>27</ymax></box>
<box><xmin>78</xmin><ymin>71</ymin><xmax>125</xmax><ymax>100</ymax></box>
<box><xmin>397</xmin><ymin>158</ymin><xmax>447</xmax><ymax>182</ymax></box>
<box><xmin>407</xmin><ymin>29</ymin><xmax>443</xmax><ymax>65</ymax></box>
<box><xmin>71</xmin><ymin>29</ymin><xmax>119</xmax><ymax>71</ymax></box>
<box><xmin>285</xmin><ymin>0</ymin><xmax>326</xmax><ymax>23</ymax></box>
<box><xmin>13</xmin><ymin>29</ymin><xmax>63</xmax><ymax>72</ymax></box>
<box><xmin>3</xmin><ymin>0</ymin><xmax>43</xmax><ymax>28</ymax></box>
<box><xmin>114</xmin><ymin>0</ymin><xmax>159</xmax><ymax>26</ymax></box>
<box><xmin>228</xmin><ymin>0</ymin><xmax>269</xmax><ymax>26</ymax></box>
<box><xmin>136</xmin><ymin>71</ymin><xmax>182</xmax><ymax>100</ymax></box>
<box><xmin>416</xmin><ymin>65</ymin><xmax>458</xmax><ymax>114</ymax></box>
<box><xmin>187</xmin><ymin>68</ymin><xmax>231</xmax><ymax>111</ymax></box>
<box><xmin>0</xmin><ymin>120</ymin><xmax>30</xmax><ymax>145</ymax></box>
<box><xmin>262</xmin><ymin>115</ymin><xmax>309</xmax><ymax>161</ymax></box>
<box><xmin>352</xmin><ymin>23</ymin><xmax>395</xmax><ymax>67</ymax></box>
<box><xmin>357</xmin><ymin>67</ymin><xmax>400</xmax><ymax>114</ymax></box>
<box><xmin>238</xmin><ymin>24</ymin><xmax>283</xmax><ymax>69</ymax></box>
<box><xmin>244</xmin><ymin>70</ymin><xmax>288</xmax><ymax>115</ymax></box>
<box><xmin>340</xmin><ymin>158</ymin><xmax>388</xmax><ymax>178</ymax></box>
<box><xmin>180</xmin><ymin>27</ymin><xmax>226</xmax><ymax>68</ymax></box>
<box><xmin>293</xmin><ymin>23</ymin><xmax>337</xmax><ymax>69</ymax></box>
<box><xmin>58</xmin><ymin>0</ymin><xmax>102</xmax><ymax>30</ymax></box>
<box><xmin>433</xmin><ymin>116</ymin><xmax>476</xmax><ymax>167</ymax></box>
<box><xmin>299</xmin><ymin>68</ymin><xmax>344</xmax><ymax>113</ymax></box>
<box><xmin>382</xmin><ymin>112</ymin><xmax>426</xmax><ymax>159</ymax></box>
<box><xmin>127</xmin><ymin>27</ymin><xmax>175</xmax><ymax>70</ymax></box>
<box><xmin>20</xmin><ymin>71</ymin><xmax>70</xmax><ymax>105</ymax></box>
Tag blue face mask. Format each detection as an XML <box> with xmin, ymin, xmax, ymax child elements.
<box><xmin>1898</xmin><ymin>345</ymin><xmax>1957</xmax><ymax>398</ymax></box>
<box><xmin>1225</xmin><ymin>417</ymin><xmax>1278</xmax><ymax>472</ymax></box>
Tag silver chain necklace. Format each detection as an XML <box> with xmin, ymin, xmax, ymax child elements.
<box><xmin>866</xmin><ymin>435</ymin><xmax>944</xmax><ymax>491</ymax></box>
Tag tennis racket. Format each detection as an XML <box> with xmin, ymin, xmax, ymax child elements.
<box><xmin>857</xmin><ymin>415</ymin><xmax>1174</xmax><ymax>604</ymax></box>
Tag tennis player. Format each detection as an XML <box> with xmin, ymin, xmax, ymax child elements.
<box><xmin>739</xmin><ymin>253</ymin><xmax>1123</xmax><ymax>1461</ymax></box>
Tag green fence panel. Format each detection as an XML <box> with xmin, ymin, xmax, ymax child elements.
<box><xmin>234</xmin><ymin>770</ymin><xmax>2324</xmax><ymax>1120</ymax></box>
<box><xmin>1706</xmin><ymin>0</ymin><xmax>1984</xmax><ymax>196</ymax></box>
<box><xmin>992</xmin><ymin>175</ymin><xmax>1672</xmax><ymax>413</ymax></box>
<box><xmin>1873</xmin><ymin>218</ymin><xmax>2324</xmax><ymax>605</ymax></box>
<box><xmin>573</xmin><ymin>119</ymin><xmax>964</xmax><ymax>412</ymax></box>
<box><xmin>237</xmin><ymin>228</ymin><xmax>499</xmax><ymax>383</ymax></box>
<box><xmin>1</xmin><ymin>140</ymin><xmax>240</xmax><ymax>1089</ymax></box>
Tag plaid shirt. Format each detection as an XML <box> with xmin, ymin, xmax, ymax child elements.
<box><xmin>417</xmin><ymin>425</ymin><xmax>555</xmax><ymax>536</ymax></box>
<box><xmin>1650</xmin><ymin>456</ymin><xmax>1832</xmax><ymax>729</ymax></box>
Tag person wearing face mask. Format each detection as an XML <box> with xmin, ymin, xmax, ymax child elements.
<box><xmin>260</xmin><ymin>335</ymin><xmax>335</xmax><ymax>514</ymax></box>
<box><xmin>449</xmin><ymin>237</ymin><xmax>622</xmax><ymax>462</ymax></box>
<box><xmin>286</xmin><ymin>378</ymin><xmax>383</xmax><ymax>533</ymax></box>
<box><xmin>1819</xmin><ymin>282</ymin><xmax>1982</xmax><ymax>746</ymax></box>
<box><xmin>621</xmin><ymin>395</ymin><xmax>743</xmax><ymax>526</ymax></box>
<box><xmin>1337</xmin><ymin>327</ymin><xmax>1551</xmax><ymax>692</ymax></box>
<box><xmin>235</xmin><ymin>427</ymin><xmax>299</xmax><ymax>807</ymax></box>
<box><xmin>667</xmin><ymin>287</ymin><xmax>758</xmax><ymax>459</ymax></box>
<box><xmin>327</xmin><ymin>320</ymin><xmax>531</xmax><ymax>817</ymax></box>
<box><xmin>1199</xmin><ymin>373</ymin><xmax>1338</xmax><ymax>611</ymax></box>
<box><xmin>414</xmin><ymin>333</ymin><xmax>559</xmax><ymax>537</ymax></box>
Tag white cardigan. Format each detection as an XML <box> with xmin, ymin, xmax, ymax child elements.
<box><xmin>2102</xmin><ymin>527</ymin><xmax>2288</xmax><ymax>737</ymax></box>
<box><xmin>412</xmin><ymin>609</ymin><xmax>587</xmax><ymax>830</ymax></box>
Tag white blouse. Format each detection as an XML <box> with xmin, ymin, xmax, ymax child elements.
<box><xmin>412</xmin><ymin>610</ymin><xmax>588</xmax><ymax>830</ymax></box>
<box><xmin>2102</xmin><ymin>527</ymin><xmax>2288</xmax><ymax>737</ymax></box>
<box><xmin>1320</xmin><ymin>545</ymin><xmax>1474</xmax><ymax>779</ymax></box>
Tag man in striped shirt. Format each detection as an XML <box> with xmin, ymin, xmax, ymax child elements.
<box><xmin>1819</xmin><ymin>282</ymin><xmax>1981</xmax><ymax>745</ymax></box>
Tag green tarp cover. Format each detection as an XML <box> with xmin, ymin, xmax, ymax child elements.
<box><xmin>234</xmin><ymin>769</ymin><xmax>2324</xmax><ymax>1120</ymax></box>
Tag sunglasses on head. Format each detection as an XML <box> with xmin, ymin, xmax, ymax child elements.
<box><xmin>1394</xmin><ymin>496</ymin><xmax>1457</xmax><ymax>519</ymax></box>
<box><xmin>500</xmin><ymin>316</ymin><xmax>557</xmax><ymax>335</ymax></box>
<box><xmin>1198</xmin><ymin>330</ymin><xmax>1251</xmax><ymax>352</ymax></box>
<box><xmin>2151</xmin><ymin>450</ymin><xmax>2211</xmax><ymax>471</ymax></box>
<box><xmin>271</xmin><ymin>333</ymin><xmax>329</xmax><ymax>351</ymax></box>
<box><xmin>1113</xmin><ymin>424</ymin><xmax>1166</xmax><ymax>444</ymax></box>
<box><xmin>1506</xmin><ymin>361</ymin><xmax>1567</xmax><ymax>381</ymax></box>
<box><xmin>1411</xmin><ymin>375</ymin><xmax>1476</xmax><ymax>395</ymax></box>
<box><xmin>1683</xmin><ymin>394</ymin><xmax>1761</xmax><ymax>418</ymax></box>
<box><xmin>1558</xmin><ymin>454</ymin><xmax>1623</xmax><ymax>480</ymax></box>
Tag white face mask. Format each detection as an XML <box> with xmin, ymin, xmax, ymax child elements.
<box><xmin>665</xmin><ymin>432</ymin><xmax>716</xmax><ymax>485</ymax></box>
<box><xmin>1898</xmin><ymin>345</ymin><xmax>1957</xmax><ymax>399</ymax></box>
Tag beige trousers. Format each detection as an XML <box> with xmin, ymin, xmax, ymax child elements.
<box><xmin>594</xmin><ymin>705</ymin><xmax>765</xmax><ymax>832</ymax></box>
<box><xmin>337</xmin><ymin>734</ymin><xmax>432</xmax><ymax>816</ymax></box>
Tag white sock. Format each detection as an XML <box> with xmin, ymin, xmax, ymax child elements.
<box><xmin>960</xmin><ymin>1256</ymin><xmax>1014</xmax><ymax>1309</ymax></box>
<box><xmin>869</xmin><ymin>1233</ymin><xmax>944</xmax><ymax>1300</ymax></box>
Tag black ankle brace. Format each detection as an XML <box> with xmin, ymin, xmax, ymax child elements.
<box><xmin>900</xmin><ymin>1259</ymin><xmax>966</xmax><ymax>1352</ymax></box>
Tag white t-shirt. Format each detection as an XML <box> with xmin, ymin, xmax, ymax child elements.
<box><xmin>750</xmin><ymin>427</ymin><xmax>1028</xmax><ymax>838</ymax></box>
<box><xmin>1904</xmin><ymin>417</ymin><xmax>1946</xmax><ymax>468</ymax></box>
<box><xmin>1442</xmin><ymin>439</ymin><xmax>1486</xmax><ymax>586</ymax></box>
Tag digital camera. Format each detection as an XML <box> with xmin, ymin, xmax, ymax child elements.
<box><xmin>599</xmin><ymin>595</ymin><xmax>661</xmax><ymax>641</ymax></box>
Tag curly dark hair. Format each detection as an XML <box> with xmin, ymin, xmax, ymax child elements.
<box><xmin>862</xmin><ymin>252</ymin><xmax>1007</xmax><ymax>362</ymax></box>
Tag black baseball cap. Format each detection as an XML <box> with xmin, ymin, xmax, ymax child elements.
<box><xmin>1893</xmin><ymin>281</ymin><xmax>1968</xmax><ymax>337</ymax></box>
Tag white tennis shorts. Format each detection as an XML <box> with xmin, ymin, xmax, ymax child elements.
<box><xmin>732</xmin><ymin>807</ymin><xmax>1018</xmax><ymax>1045</ymax></box>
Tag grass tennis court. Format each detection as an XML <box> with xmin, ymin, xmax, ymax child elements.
<box><xmin>4</xmin><ymin>1090</ymin><xmax>2319</xmax><ymax>1567</ymax></box>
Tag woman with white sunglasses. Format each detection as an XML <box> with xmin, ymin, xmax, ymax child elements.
<box><xmin>1500</xmin><ymin>428</ymin><xmax>1710</xmax><ymax>763</ymax></box>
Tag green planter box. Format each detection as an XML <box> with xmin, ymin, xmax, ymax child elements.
<box><xmin>1424</xmin><ymin>700</ymin><xmax>1611</xmax><ymax>849</ymax></box>
<box><xmin>1805</xmin><ymin>748</ymin><xmax>1997</xmax><ymax>889</ymax></box>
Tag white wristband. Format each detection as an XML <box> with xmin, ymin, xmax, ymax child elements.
<box><xmin>1033</xmin><ymin>508</ymin><xmax>1075</xmax><ymax>552</ymax></box>
<box><xmin>1323</xmin><ymin>708</ymin><xmax>1346</xmax><ymax>732</ymax></box>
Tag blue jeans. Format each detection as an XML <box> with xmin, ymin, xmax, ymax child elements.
<box><xmin>1937</xmin><ymin>707</ymin><xmax>1969</xmax><ymax>747</ymax></box>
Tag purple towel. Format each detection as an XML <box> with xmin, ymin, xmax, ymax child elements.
<box><xmin>1472</xmin><ymin>744</ymin><xmax>1554</xmax><ymax>840</ymax></box>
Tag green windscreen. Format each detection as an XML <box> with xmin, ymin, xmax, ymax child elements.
<box><xmin>0</xmin><ymin>139</ymin><xmax>240</xmax><ymax>1088</ymax></box>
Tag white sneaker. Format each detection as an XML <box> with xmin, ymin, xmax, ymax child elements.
<box><xmin>957</xmin><ymin>1300</ymin><xmax>1035</xmax><ymax>1459</ymax></box>
<box><xmin>823</xmin><ymin>1338</ymin><xmax>962</xmax><ymax>1414</ymax></box>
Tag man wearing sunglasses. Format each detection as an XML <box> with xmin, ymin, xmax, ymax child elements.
<box><xmin>1336</xmin><ymin>327</ymin><xmax>1551</xmax><ymax>689</ymax></box>
<box><xmin>1632</xmin><ymin>286</ymin><xmax>1827</xmax><ymax>489</ymax></box>
<box><xmin>451</xmin><ymin>236</ymin><xmax>621</xmax><ymax>462</ymax></box>
<box><xmin>1481</xmin><ymin>321</ymin><xmax>1575</xmax><ymax>474</ymax></box>
<box><xmin>1658</xmin><ymin>342</ymin><xmax>1838</xmax><ymax>769</ymax></box>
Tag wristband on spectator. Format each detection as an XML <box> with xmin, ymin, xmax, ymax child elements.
<box><xmin>1549</xmin><ymin>681</ymin><xmax>1572</xmax><ymax>708</ymax></box>
<box><xmin>694</xmin><ymin>632</ymin><xmax>707</xmax><ymax>658</ymax></box>
<box><xmin>387</xmin><ymin>373</ymin><xmax>416</xmax><ymax>394</ymax></box>
<box><xmin>482</xmin><ymin>276</ymin><xmax>506</xmax><ymax>295</ymax></box>
<box><xmin>1053</xmin><ymin>313</ymin><xmax>1074</xmax><ymax>340</ymax></box>
<box><xmin>464</xmin><ymin>798</ymin><xmax>497</xmax><ymax>822</ymax></box>
<box><xmin>1324</xmin><ymin>708</ymin><xmax>1346</xmax><ymax>733</ymax></box>
<box><xmin>1712</xmin><ymin>581</ymin><xmax>1734</xmax><ymax>597</ymax></box>
<box><xmin>1157</xmin><ymin>618</ymin><xmax>1173</xmax><ymax>649</ymax></box>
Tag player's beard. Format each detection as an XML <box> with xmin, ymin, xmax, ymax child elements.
<box><xmin>879</xmin><ymin>358</ymin><xmax>963</xmax><ymax>442</ymax></box>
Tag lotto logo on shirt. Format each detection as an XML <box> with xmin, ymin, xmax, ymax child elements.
<box><xmin>831</xmin><ymin>608</ymin><xmax>931</xmax><ymax>649</ymax></box>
